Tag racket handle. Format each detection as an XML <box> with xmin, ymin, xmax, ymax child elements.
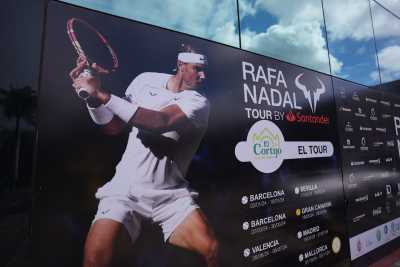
<box><xmin>77</xmin><ymin>68</ymin><xmax>94</xmax><ymax>100</ymax></box>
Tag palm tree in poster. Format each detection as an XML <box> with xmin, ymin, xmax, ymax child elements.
<box><xmin>0</xmin><ymin>85</ymin><xmax>36</xmax><ymax>191</ymax></box>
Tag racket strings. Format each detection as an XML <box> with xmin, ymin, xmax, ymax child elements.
<box><xmin>67</xmin><ymin>18</ymin><xmax>119</xmax><ymax>72</ymax></box>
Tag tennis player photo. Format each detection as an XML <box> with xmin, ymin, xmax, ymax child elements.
<box><xmin>69</xmin><ymin>43</ymin><xmax>219</xmax><ymax>267</ymax></box>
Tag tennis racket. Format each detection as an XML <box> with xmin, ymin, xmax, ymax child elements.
<box><xmin>67</xmin><ymin>18</ymin><xmax>119</xmax><ymax>99</ymax></box>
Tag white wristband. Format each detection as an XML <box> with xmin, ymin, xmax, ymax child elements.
<box><xmin>87</xmin><ymin>104</ymin><xmax>113</xmax><ymax>125</ymax></box>
<box><xmin>105</xmin><ymin>94</ymin><xmax>138</xmax><ymax>123</ymax></box>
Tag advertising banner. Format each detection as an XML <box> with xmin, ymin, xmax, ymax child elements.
<box><xmin>36</xmin><ymin>1</ymin><xmax>348</xmax><ymax>266</ymax></box>
<box><xmin>334</xmin><ymin>77</ymin><xmax>400</xmax><ymax>266</ymax></box>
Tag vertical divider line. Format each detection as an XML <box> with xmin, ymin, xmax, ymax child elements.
<box><xmin>321</xmin><ymin>0</ymin><xmax>333</xmax><ymax>76</ymax></box>
<box><xmin>369</xmin><ymin>0</ymin><xmax>383</xmax><ymax>85</ymax></box>
<box><xmin>236</xmin><ymin>0</ymin><xmax>242</xmax><ymax>48</ymax></box>
<box><xmin>31</xmin><ymin>0</ymin><xmax>50</xmax><ymax>240</ymax></box>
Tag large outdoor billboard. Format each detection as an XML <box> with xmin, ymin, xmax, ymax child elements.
<box><xmin>35</xmin><ymin>1</ymin><xmax>350</xmax><ymax>266</ymax></box>
<box><xmin>334</xmin><ymin>77</ymin><xmax>400</xmax><ymax>266</ymax></box>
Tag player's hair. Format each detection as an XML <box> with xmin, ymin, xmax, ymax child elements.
<box><xmin>179</xmin><ymin>43</ymin><xmax>199</xmax><ymax>54</ymax></box>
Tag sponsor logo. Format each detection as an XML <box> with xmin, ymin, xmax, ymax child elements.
<box><xmin>370</xmin><ymin>108</ymin><xmax>378</xmax><ymax>120</ymax></box>
<box><xmin>373</xmin><ymin>141</ymin><xmax>384</xmax><ymax>147</ymax></box>
<box><xmin>350</xmin><ymin>161</ymin><xmax>365</xmax><ymax>166</ymax></box>
<box><xmin>360</xmin><ymin>137</ymin><xmax>368</xmax><ymax>151</ymax></box>
<box><xmin>285</xmin><ymin>111</ymin><xmax>330</xmax><ymax>124</ymax></box>
<box><xmin>376</xmin><ymin>127</ymin><xmax>387</xmax><ymax>133</ymax></box>
<box><xmin>361</xmin><ymin>137</ymin><xmax>366</xmax><ymax>146</ymax></box>
<box><xmin>355</xmin><ymin>194</ymin><xmax>369</xmax><ymax>203</ymax></box>
<box><xmin>360</xmin><ymin>125</ymin><xmax>372</xmax><ymax>132</ymax></box>
<box><xmin>386</xmin><ymin>185</ymin><xmax>392</xmax><ymax>196</ymax></box>
<box><xmin>235</xmin><ymin>120</ymin><xmax>333</xmax><ymax>173</ymax></box>
<box><xmin>366</xmin><ymin>238</ymin><xmax>373</xmax><ymax>248</ymax></box>
<box><xmin>235</xmin><ymin>121</ymin><xmax>282</xmax><ymax>173</ymax></box>
<box><xmin>373</xmin><ymin>207</ymin><xmax>382</xmax><ymax>216</ymax></box>
<box><xmin>332</xmin><ymin>237</ymin><xmax>342</xmax><ymax>254</ymax></box>
<box><xmin>252</xmin><ymin>129</ymin><xmax>282</xmax><ymax>159</ymax></box>
<box><xmin>345</xmin><ymin>121</ymin><xmax>354</xmax><ymax>132</ymax></box>
<box><xmin>355</xmin><ymin>107</ymin><xmax>366</xmax><ymax>118</ymax></box>
<box><xmin>101</xmin><ymin>209</ymin><xmax>111</xmax><ymax>215</ymax></box>
<box><xmin>369</xmin><ymin>158</ymin><xmax>381</xmax><ymax>165</ymax></box>
<box><xmin>294</xmin><ymin>73</ymin><xmax>326</xmax><ymax>113</ymax></box>
<box><xmin>343</xmin><ymin>139</ymin><xmax>355</xmax><ymax>150</ymax></box>
<box><xmin>286</xmin><ymin>111</ymin><xmax>296</xmax><ymax>122</ymax></box>
<box><xmin>357</xmin><ymin>239</ymin><xmax>363</xmax><ymax>252</ymax></box>
<box><xmin>376</xmin><ymin>229</ymin><xmax>382</xmax><ymax>241</ymax></box>
<box><xmin>366</xmin><ymin>97</ymin><xmax>377</xmax><ymax>103</ymax></box>
<box><xmin>339</xmin><ymin>106</ymin><xmax>352</xmax><ymax>112</ymax></box>
<box><xmin>353</xmin><ymin>214</ymin><xmax>366</xmax><ymax>223</ymax></box>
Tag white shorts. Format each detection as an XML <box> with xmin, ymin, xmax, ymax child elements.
<box><xmin>92</xmin><ymin>188</ymin><xmax>199</xmax><ymax>243</ymax></box>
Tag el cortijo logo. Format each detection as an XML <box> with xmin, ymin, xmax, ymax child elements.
<box><xmin>252</xmin><ymin>128</ymin><xmax>282</xmax><ymax>158</ymax></box>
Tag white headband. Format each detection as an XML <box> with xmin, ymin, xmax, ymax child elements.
<box><xmin>178</xmin><ymin>52</ymin><xmax>207</xmax><ymax>64</ymax></box>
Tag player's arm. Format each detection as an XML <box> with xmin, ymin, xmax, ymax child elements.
<box><xmin>96</xmin><ymin>91</ymin><xmax>197</xmax><ymax>134</ymax></box>
<box><xmin>86</xmin><ymin>98</ymin><xmax>126</xmax><ymax>135</ymax></box>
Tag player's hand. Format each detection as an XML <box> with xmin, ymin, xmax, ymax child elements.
<box><xmin>70</xmin><ymin>56</ymin><xmax>102</xmax><ymax>99</ymax></box>
<box><xmin>69</xmin><ymin>56</ymin><xmax>109</xmax><ymax>78</ymax></box>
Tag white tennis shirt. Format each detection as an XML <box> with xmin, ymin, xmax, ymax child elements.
<box><xmin>96</xmin><ymin>72</ymin><xmax>210</xmax><ymax>197</ymax></box>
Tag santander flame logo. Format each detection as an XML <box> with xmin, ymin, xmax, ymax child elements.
<box><xmin>295</xmin><ymin>73</ymin><xmax>326</xmax><ymax>113</ymax></box>
<box><xmin>286</xmin><ymin>111</ymin><xmax>296</xmax><ymax>122</ymax></box>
